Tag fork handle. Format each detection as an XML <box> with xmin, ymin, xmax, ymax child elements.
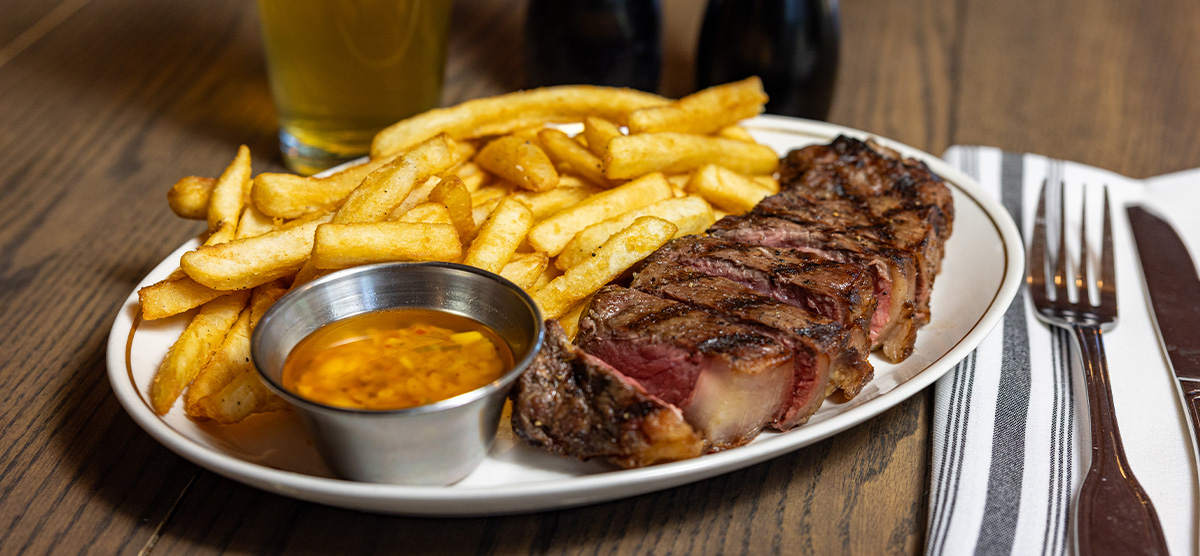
<box><xmin>1072</xmin><ymin>324</ymin><xmax>1169</xmax><ymax>556</ymax></box>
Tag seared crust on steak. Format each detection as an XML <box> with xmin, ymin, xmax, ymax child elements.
<box><xmin>510</xmin><ymin>321</ymin><xmax>704</xmax><ymax>468</ymax></box>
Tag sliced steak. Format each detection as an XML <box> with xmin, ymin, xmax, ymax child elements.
<box><xmin>577</xmin><ymin>286</ymin><xmax>794</xmax><ymax>449</ymax></box>
<box><xmin>630</xmin><ymin>261</ymin><xmax>855</xmax><ymax>425</ymax></box>
<box><xmin>710</xmin><ymin>208</ymin><xmax>919</xmax><ymax>362</ymax></box>
<box><xmin>510</xmin><ymin>321</ymin><xmax>704</xmax><ymax>468</ymax></box>
<box><xmin>646</xmin><ymin>235</ymin><xmax>875</xmax><ymax>396</ymax></box>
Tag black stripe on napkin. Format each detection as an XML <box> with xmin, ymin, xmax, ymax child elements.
<box><xmin>973</xmin><ymin>151</ymin><xmax>1033</xmax><ymax>555</ymax></box>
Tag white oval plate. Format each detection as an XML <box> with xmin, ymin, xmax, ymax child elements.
<box><xmin>106</xmin><ymin>115</ymin><xmax>1024</xmax><ymax>516</ymax></box>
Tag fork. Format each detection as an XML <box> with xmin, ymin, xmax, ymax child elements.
<box><xmin>1027</xmin><ymin>181</ymin><xmax>1168</xmax><ymax>556</ymax></box>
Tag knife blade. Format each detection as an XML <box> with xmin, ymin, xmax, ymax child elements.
<box><xmin>1127</xmin><ymin>205</ymin><xmax>1200</xmax><ymax>465</ymax></box>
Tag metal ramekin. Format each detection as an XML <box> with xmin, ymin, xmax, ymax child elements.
<box><xmin>251</xmin><ymin>262</ymin><xmax>544</xmax><ymax>485</ymax></box>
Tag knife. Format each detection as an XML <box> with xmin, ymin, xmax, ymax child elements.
<box><xmin>1127</xmin><ymin>205</ymin><xmax>1200</xmax><ymax>466</ymax></box>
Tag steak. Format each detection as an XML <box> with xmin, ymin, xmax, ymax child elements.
<box><xmin>630</xmin><ymin>261</ymin><xmax>860</xmax><ymax>427</ymax></box>
<box><xmin>710</xmin><ymin>208</ymin><xmax>920</xmax><ymax>362</ymax></box>
<box><xmin>510</xmin><ymin>321</ymin><xmax>704</xmax><ymax>468</ymax></box>
<box><xmin>577</xmin><ymin>286</ymin><xmax>795</xmax><ymax>449</ymax></box>
<box><xmin>646</xmin><ymin>235</ymin><xmax>875</xmax><ymax>396</ymax></box>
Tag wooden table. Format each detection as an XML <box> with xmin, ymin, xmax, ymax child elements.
<box><xmin>3</xmin><ymin>0</ymin><xmax>1198</xmax><ymax>553</ymax></box>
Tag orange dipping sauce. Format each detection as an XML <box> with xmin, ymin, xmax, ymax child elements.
<box><xmin>281</xmin><ymin>308</ymin><xmax>513</xmax><ymax>411</ymax></box>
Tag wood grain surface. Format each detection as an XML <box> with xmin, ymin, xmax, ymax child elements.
<box><xmin>1</xmin><ymin>0</ymin><xmax>1198</xmax><ymax>554</ymax></box>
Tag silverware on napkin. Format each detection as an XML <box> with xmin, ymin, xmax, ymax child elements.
<box><xmin>1127</xmin><ymin>205</ymin><xmax>1200</xmax><ymax>469</ymax></box>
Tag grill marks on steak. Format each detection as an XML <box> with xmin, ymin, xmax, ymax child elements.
<box><xmin>646</xmin><ymin>236</ymin><xmax>876</xmax><ymax>397</ymax></box>
<box><xmin>510</xmin><ymin>321</ymin><xmax>704</xmax><ymax>469</ymax></box>
<box><xmin>577</xmin><ymin>286</ymin><xmax>794</xmax><ymax>449</ymax></box>
<box><xmin>630</xmin><ymin>261</ymin><xmax>847</xmax><ymax>427</ymax></box>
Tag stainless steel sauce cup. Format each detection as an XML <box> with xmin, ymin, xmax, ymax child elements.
<box><xmin>250</xmin><ymin>262</ymin><xmax>545</xmax><ymax>485</ymax></box>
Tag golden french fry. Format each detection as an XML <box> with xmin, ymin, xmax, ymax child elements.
<box><xmin>686</xmin><ymin>164</ymin><xmax>774</xmax><ymax>214</ymax></box>
<box><xmin>464</xmin><ymin>198</ymin><xmax>534</xmax><ymax>274</ymax></box>
<box><xmin>605</xmin><ymin>133</ymin><xmax>778</xmax><ymax>179</ymax></box>
<box><xmin>532</xmin><ymin>261</ymin><xmax>561</xmax><ymax>291</ymax></box>
<box><xmin>207</xmin><ymin>145</ymin><xmax>252</xmax><ymax>232</ymax></box>
<box><xmin>716</xmin><ymin>125</ymin><xmax>756</xmax><ymax>143</ymax></box>
<box><xmin>474</xmin><ymin>135</ymin><xmax>558</xmax><ymax>192</ymax></box>
<box><xmin>184</xmin><ymin>281</ymin><xmax>288</xmax><ymax>418</ymax></box>
<box><xmin>149</xmin><ymin>289</ymin><xmax>250</xmax><ymax>415</ymax></box>
<box><xmin>582</xmin><ymin>116</ymin><xmax>623</xmax><ymax>158</ymax></box>
<box><xmin>371</xmin><ymin>85</ymin><xmax>669</xmax><ymax>159</ymax></box>
<box><xmin>168</xmin><ymin>176</ymin><xmax>215</xmax><ymax>220</ymax></box>
<box><xmin>537</xmin><ymin>128</ymin><xmax>610</xmax><ymax>187</ymax></box>
<box><xmin>181</xmin><ymin>212</ymin><xmax>331</xmax><ymax>290</ymax></box>
<box><xmin>556</xmin><ymin>195</ymin><xmax>715</xmax><ymax>270</ymax></box>
<box><xmin>451</xmin><ymin>161</ymin><xmax>490</xmax><ymax>192</ymax></box>
<box><xmin>397</xmin><ymin>202</ymin><xmax>455</xmax><ymax>225</ymax></box>
<box><xmin>252</xmin><ymin>158</ymin><xmax>386</xmax><ymax>218</ymax></box>
<box><xmin>499</xmin><ymin>252</ymin><xmax>550</xmax><ymax>290</ymax></box>
<box><xmin>311</xmin><ymin>222</ymin><xmax>462</xmax><ymax>269</ymax></box>
<box><xmin>335</xmin><ymin>134</ymin><xmax>462</xmax><ymax>224</ymax></box>
<box><xmin>138</xmin><ymin>270</ymin><xmax>226</xmax><ymax>320</ymax></box>
<box><xmin>557</xmin><ymin>299</ymin><xmax>590</xmax><ymax>341</ymax></box>
<box><xmin>627</xmin><ymin>77</ymin><xmax>767</xmax><ymax>135</ymax></box>
<box><xmin>235</xmin><ymin>204</ymin><xmax>276</xmax><ymax>238</ymax></box>
<box><xmin>199</xmin><ymin>367</ymin><xmax>289</xmax><ymax>425</ymax></box>
<box><xmin>752</xmin><ymin>174</ymin><xmax>780</xmax><ymax>194</ymax></box>
<box><xmin>533</xmin><ymin>216</ymin><xmax>677</xmax><ymax>319</ymax></box>
<box><xmin>511</xmin><ymin>185</ymin><xmax>601</xmax><ymax>221</ymax></box>
<box><xmin>429</xmin><ymin>175</ymin><xmax>477</xmax><ymax>242</ymax></box>
<box><xmin>527</xmin><ymin>172</ymin><xmax>673</xmax><ymax>256</ymax></box>
<box><xmin>387</xmin><ymin>176</ymin><xmax>442</xmax><ymax>220</ymax></box>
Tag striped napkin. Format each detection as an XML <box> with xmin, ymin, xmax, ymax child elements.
<box><xmin>926</xmin><ymin>147</ymin><xmax>1200</xmax><ymax>556</ymax></box>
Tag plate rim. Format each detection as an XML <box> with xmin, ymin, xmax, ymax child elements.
<box><xmin>105</xmin><ymin>114</ymin><xmax>1025</xmax><ymax>516</ymax></box>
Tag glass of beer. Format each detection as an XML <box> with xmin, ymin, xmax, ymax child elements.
<box><xmin>256</xmin><ymin>0</ymin><xmax>454</xmax><ymax>175</ymax></box>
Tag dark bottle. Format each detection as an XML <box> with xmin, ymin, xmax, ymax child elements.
<box><xmin>695</xmin><ymin>0</ymin><xmax>840</xmax><ymax>120</ymax></box>
<box><xmin>524</xmin><ymin>0</ymin><xmax>662</xmax><ymax>92</ymax></box>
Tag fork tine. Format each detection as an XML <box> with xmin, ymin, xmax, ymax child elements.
<box><xmin>1099</xmin><ymin>186</ymin><xmax>1117</xmax><ymax>308</ymax></box>
<box><xmin>1078</xmin><ymin>186</ymin><xmax>1091</xmax><ymax>306</ymax></box>
<box><xmin>1027</xmin><ymin>179</ymin><xmax>1049</xmax><ymax>300</ymax></box>
<box><xmin>1053</xmin><ymin>180</ymin><xmax>1070</xmax><ymax>306</ymax></box>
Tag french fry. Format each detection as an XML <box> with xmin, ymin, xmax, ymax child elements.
<box><xmin>527</xmin><ymin>172</ymin><xmax>673</xmax><ymax>256</ymax></box>
<box><xmin>235</xmin><ymin>204</ymin><xmax>276</xmax><ymax>238</ymax></box>
<box><xmin>499</xmin><ymin>252</ymin><xmax>550</xmax><ymax>290</ymax></box>
<box><xmin>752</xmin><ymin>175</ymin><xmax>780</xmax><ymax>194</ymax></box>
<box><xmin>716</xmin><ymin>125</ymin><xmax>756</xmax><ymax>143</ymax></box>
<box><xmin>252</xmin><ymin>158</ymin><xmax>386</xmax><ymax>218</ymax></box>
<box><xmin>533</xmin><ymin>216</ymin><xmax>677</xmax><ymax>319</ymax></box>
<box><xmin>581</xmin><ymin>116</ymin><xmax>623</xmax><ymax>158</ymax></box>
<box><xmin>397</xmin><ymin>202</ymin><xmax>455</xmax><ymax>225</ymax></box>
<box><xmin>371</xmin><ymin>85</ymin><xmax>669</xmax><ymax>159</ymax></box>
<box><xmin>556</xmin><ymin>195</ymin><xmax>715</xmax><ymax>270</ymax></box>
<box><xmin>207</xmin><ymin>145</ymin><xmax>252</xmax><ymax>232</ymax></box>
<box><xmin>184</xmin><ymin>281</ymin><xmax>288</xmax><ymax>418</ymax></box>
<box><xmin>387</xmin><ymin>175</ymin><xmax>442</xmax><ymax>220</ymax></box>
<box><xmin>198</xmin><ymin>367</ymin><xmax>289</xmax><ymax>425</ymax></box>
<box><xmin>149</xmin><ymin>289</ymin><xmax>250</xmax><ymax>415</ymax></box>
<box><xmin>463</xmin><ymin>197</ymin><xmax>534</xmax><ymax>273</ymax></box>
<box><xmin>167</xmin><ymin>176</ymin><xmax>215</xmax><ymax>220</ymax></box>
<box><xmin>537</xmin><ymin>128</ymin><xmax>610</xmax><ymax>187</ymax></box>
<box><xmin>511</xmin><ymin>185</ymin><xmax>601</xmax><ymax>221</ymax></box>
<box><xmin>311</xmin><ymin>222</ymin><xmax>462</xmax><ymax>269</ymax></box>
<box><xmin>451</xmin><ymin>161</ymin><xmax>489</xmax><ymax>192</ymax></box>
<box><xmin>604</xmin><ymin>133</ymin><xmax>778</xmax><ymax>179</ymax></box>
<box><xmin>181</xmin><ymin>212</ymin><xmax>331</xmax><ymax>290</ymax></box>
<box><xmin>429</xmin><ymin>175</ymin><xmax>477</xmax><ymax>242</ymax></box>
<box><xmin>627</xmin><ymin>77</ymin><xmax>767</xmax><ymax>135</ymax></box>
<box><xmin>686</xmin><ymin>164</ymin><xmax>773</xmax><ymax>214</ymax></box>
<box><xmin>335</xmin><ymin>134</ymin><xmax>462</xmax><ymax>224</ymax></box>
<box><xmin>474</xmin><ymin>135</ymin><xmax>558</xmax><ymax>192</ymax></box>
<box><xmin>557</xmin><ymin>299</ymin><xmax>590</xmax><ymax>341</ymax></box>
<box><xmin>138</xmin><ymin>271</ymin><xmax>226</xmax><ymax>320</ymax></box>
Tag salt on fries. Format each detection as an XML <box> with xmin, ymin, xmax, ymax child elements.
<box><xmin>142</xmin><ymin>79</ymin><xmax>778</xmax><ymax>422</ymax></box>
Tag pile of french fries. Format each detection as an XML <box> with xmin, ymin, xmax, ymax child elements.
<box><xmin>142</xmin><ymin>77</ymin><xmax>781</xmax><ymax>424</ymax></box>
